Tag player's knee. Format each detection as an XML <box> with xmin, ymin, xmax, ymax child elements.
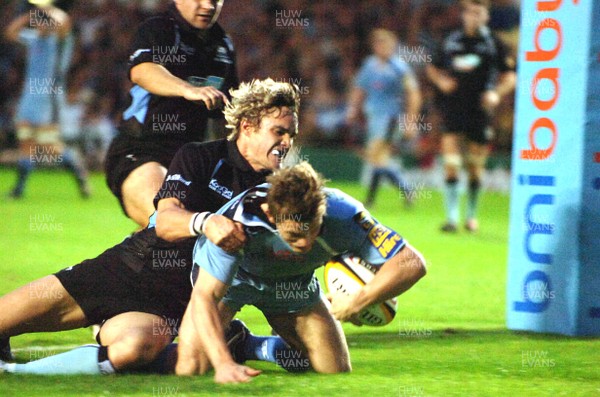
<box><xmin>443</xmin><ymin>154</ymin><xmax>462</xmax><ymax>176</ymax></box>
<box><xmin>109</xmin><ymin>333</ymin><xmax>169</xmax><ymax>369</ymax></box>
<box><xmin>313</xmin><ymin>360</ymin><xmax>352</xmax><ymax>374</ymax></box>
<box><xmin>466</xmin><ymin>153</ymin><xmax>486</xmax><ymax>174</ymax></box>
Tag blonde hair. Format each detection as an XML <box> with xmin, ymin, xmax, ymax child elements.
<box><xmin>225</xmin><ymin>78</ymin><xmax>301</xmax><ymax>141</ymax></box>
<box><xmin>266</xmin><ymin>162</ymin><xmax>327</xmax><ymax>224</ymax></box>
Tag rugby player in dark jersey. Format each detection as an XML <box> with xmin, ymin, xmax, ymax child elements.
<box><xmin>426</xmin><ymin>0</ymin><xmax>515</xmax><ymax>233</ymax></box>
<box><xmin>0</xmin><ymin>79</ymin><xmax>299</xmax><ymax>374</ymax></box>
<box><xmin>105</xmin><ymin>0</ymin><xmax>238</xmax><ymax>227</ymax></box>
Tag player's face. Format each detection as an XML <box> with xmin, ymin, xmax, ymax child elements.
<box><xmin>244</xmin><ymin>107</ymin><xmax>296</xmax><ymax>171</ymax></box>
<box><xmin>174</xmin><ymin>0</ymin><xmax>221</xmax><ymax>29</ymax></box>
<box><xmin>372</xmin><ymin>37</ymin><xmax>396</xmax><ymax>60</ymax></box>
<box><xmin>462</xmin><ymin>3</ymin><xmax>489</xmax><ymax>33</ymax></box>
<box><xmin>277</xmin><ymin>218</ymin><xmax>323</xmax><ymax>254</ymax></box>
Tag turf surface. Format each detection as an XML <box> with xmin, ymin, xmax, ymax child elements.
<box><xmin>0</xmin><ymin>168</ymin><xmax>598</xmax><ymax>396</ymax></box>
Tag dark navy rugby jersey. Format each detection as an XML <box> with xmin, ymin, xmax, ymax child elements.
<box><xmin>432</xmin><ymin>26</ymin><xmax>514</xmax><ymax>105</ymax></box>
<box><xmin>116</xmin><ymin>139</ymin><xmax>269</xmax><ymax>302</ymax></box>
<box><xmin>150</xmin><ymin>139</ymin><xmax>270</xmax><ymax>215</ymax></box>
<box><xmin>119</xmin><ymin>3</ymin><xmax>238</xmax><ymax>144</ymax></box>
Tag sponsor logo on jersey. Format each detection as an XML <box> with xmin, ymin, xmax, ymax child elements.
<box><xmin>367</xmin><ymin>223</ymin><xmax>403</xmax><ymax>258</ymax></box>
<box><xmin>166</xmin><ymin>174</ymin><xmax>192</xmax><ymax>186</ymax></box>
<box><xmin>452</xmin><ymin>53</ymin><xmax>481</xmax><ymax>72</ymax></box>
<box><xmin>354</xmin><ymin>211</ymin><xmax>376</xmax><ymax>231</ymax></box>
<box><xmin>214</xmin><ymin>46</ymin><xmax>232</xmax><ymax>64</ymax></box>
<box><xmin>209</xmin><ymin>178</ymin><xmax>233</xmax><ymax>199</ymax></box>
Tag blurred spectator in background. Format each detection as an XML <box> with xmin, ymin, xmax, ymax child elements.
<box><xmin>0</xmin><ymin>0</ymin><xmax>519</xmax><ymax>189</ymax></box>
<box><xmin>5</xmin><ymin>0</ymin><xmax>90</xmax><ymax>199</ymax></box>
<box><xmin>347</xmin><ymin>29</ymin><xmax>422</xmax><ymax>208</ymax></box>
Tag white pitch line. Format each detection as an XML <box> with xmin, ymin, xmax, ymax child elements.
<box><xmin>12</xmin><ymin>344</ymin><xmax>86</xmax><ymax>353</ymax></box>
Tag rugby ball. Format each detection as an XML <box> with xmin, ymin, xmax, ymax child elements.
<box><xmin>324</xmin><ymin>254</ymin><xmax>397</xmax><ymax>326</ymax></box>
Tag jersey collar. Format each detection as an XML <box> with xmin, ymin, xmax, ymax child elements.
<box><xmin>227</xmin><ymin>139</ymin><xmax>270</xmax><ymax>177</ymax></box>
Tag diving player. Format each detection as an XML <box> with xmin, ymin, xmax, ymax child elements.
<box><xmin>426</xmin><ymin>0</ymin><xmax>516</xmax><ymax>232</ymax></box>
<box><xmin>175</xmin><ymin>162</ymin><xmax>427</xmax><ymax>383</ymax></box>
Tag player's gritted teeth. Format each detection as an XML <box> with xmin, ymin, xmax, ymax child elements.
<box><xmin>269</xmin><ymin>146</ymin><xmax>288</xmax><ymax>166</ymax></box>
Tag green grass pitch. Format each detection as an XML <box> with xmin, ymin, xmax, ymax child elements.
<box><xmin>0</xmin><ymin>168</ymin><xmax>598</xmax><ymax>396</ymax></box>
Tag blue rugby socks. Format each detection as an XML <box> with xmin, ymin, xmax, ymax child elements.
<box><xmin>3</xmin><ymin>345</ymin><xmax>115</xmax><ymax>375</ymax></box>
<box><xmin>11</xmin><ymin>157</ymin><xmax>34</xmax><ymax>197</ymax></box>
<box><xmin>243</xmin><ymin>334</ymin><xmax>309</xmax><ymax>373</ymax></box>
<box><xmin>466</xmin><ymin>179</ymin><xmax>481</xmax><ymax>221</ymax></box>
<box><xmin>444</xmin><ymin>177</ymin><xmax>460</xmax><ymax>225</ymax></box>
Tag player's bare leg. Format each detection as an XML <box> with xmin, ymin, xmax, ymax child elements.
<box><xmin>0</xmin><ymin>275</ymin><xmax>87</xmax><ymax>362</ymax></box>
<box><xmin>464</xmin><ymin>141</ymin><xmax>489</xmax><ymax>232</ymax></box>
<box><xmin>121</xmin><ymin>161</ymin><xmax>168</xmax><ymax>228</ymax></box>
<box><xmin>98</xmin><ymin>311</ymin><xmax>174</xmax><ymax>371</ymax></box>
<box><xmin>0</xmin><ymin>275</ymin><xmax>88</xmax><ymax>336</ymax></box>
<box><xmin>267</xmin><ymin>296</ymin><xmax>351</xmax><ymax>374</ymax></box>
<box><xmin>440</xmin><ymin>132</ymin><xmax>462</xmax><ymax>232</ymax></box>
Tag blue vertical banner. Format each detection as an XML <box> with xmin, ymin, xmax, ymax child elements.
<box><xmin>507</xmin><ymin>0</ymin><xmax>600</xmax><ymax>336</ymax></box>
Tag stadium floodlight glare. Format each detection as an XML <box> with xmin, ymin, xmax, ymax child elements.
<box><xmin>28</xmin><ymin>0</ymin><xmax>55</xmax><ymax>5</ymax></box>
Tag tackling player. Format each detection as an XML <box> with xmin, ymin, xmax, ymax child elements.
<box><xmin>105</xmin><ymin>0</ymin><xmax>237</xmax><ymax>227</ymax></box>
<box><xmin>426</xmin><ymin>0</ymin><xmax>515</xmax><ymax>232</ymax></box>
<box><xmin>175</xmin><ymin>162</ymin><xmax>427</xmax><ymax>383</ymax></box>
<box><xmin>0</xmin><ymin>79</ymin><xmax>299</xmax><ymax>373</ymax></box>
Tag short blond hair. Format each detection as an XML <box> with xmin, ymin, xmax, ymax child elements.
<box><xmin>225</xmin><ymin>78</ymin><xmax>301</xmax><ymax>141</ymax></box>
<box><xmin>266</xmin><ymin>162</ymin><xmax>327</xmax><ymax>224</ymax></box>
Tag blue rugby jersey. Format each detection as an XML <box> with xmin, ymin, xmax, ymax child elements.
<box><xmin>192</xmin><ymin>185</ymin><xmax>406</xmax><ymax>286</ymax></box>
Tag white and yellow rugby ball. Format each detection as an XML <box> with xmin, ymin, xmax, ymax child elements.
<box><xmin>324</xmin><ymin>254</ymin><xmax>397</xmax><ymax>326</ymax></box>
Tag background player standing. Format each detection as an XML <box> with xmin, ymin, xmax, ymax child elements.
<box><xmin>347</xmin><ymin>29</ymin><xmax>422</xmax><ymax>208</ymax></box>
<box><xmin>5</xmin><ymin>0</ymin><xmax>90</xmax><ymax>199</ymax></box>
<box><xmin>105</xmin><ymin>0</ymin><xmax>237</xmax><ymax>227</ymax></box>
<box><xmin>426</xmin><ymin>0</ymin><xmax>515</xmax><ymax>232</ymax></box>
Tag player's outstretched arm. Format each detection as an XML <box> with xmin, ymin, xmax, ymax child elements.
<box><xmin>42</xmin><ymin>5</ymin><xmax>72</xmax><ymax>38</ymax></box>
<box><xmin>189</xmin><ymin>269</ymin><xmax>261</xmax><ymax>383</ymax></box>
<box><xmin>330</xmin><ymin>243</ymin><xmax>426</xmax><ymax>322</ymax></box>
<box><xmin>4</xmin><ymin>14</ymin><xmax>30</xmax><ymax>42</ymax></box>
<box><xmin>130</xmin><ymin>63</ymin><xmax>228</xmax><ymax>110</ymax></box>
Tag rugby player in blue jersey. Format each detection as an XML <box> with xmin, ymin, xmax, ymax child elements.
<box><xmin>175</xmin><ymin>162</ymin><xmax>427</xmax><ymax>383</ymax></box>
<box><xmin>347</xmin><ymin>29</ymin><xmax>422</xmax><ymax>208</ymax></box>
<box><xmin>5</xmin><ymin>1</ymin><xmax>90</xmax><ymax>199</ymax></box>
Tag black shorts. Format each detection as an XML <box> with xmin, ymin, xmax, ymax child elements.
<box><xmin>104</xmin><ymin>133</ymin><xmax>182</xmax><ymax>213</ymax></box>
<box><xmin>54</xmin><ymin>231</ymin><xmax>192</xmax><ymax>329</ymax></box>
<box><xmin>437</xmin><ymin>101</ymin><xmax>492</xmax><ymax>145</ymax></box>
